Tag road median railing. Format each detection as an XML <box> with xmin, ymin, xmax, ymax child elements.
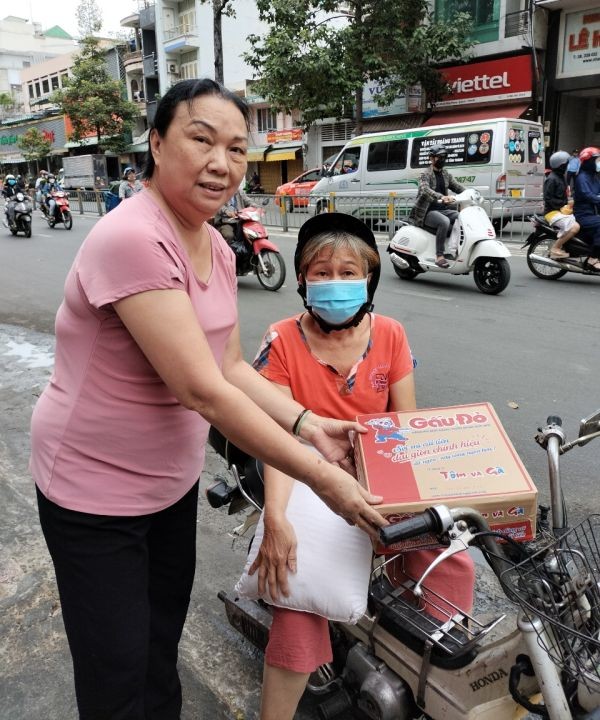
<box><xmin>68</xmin><ymin>190</ymin><xmax>542</xmax><ymax>242</ymax></box>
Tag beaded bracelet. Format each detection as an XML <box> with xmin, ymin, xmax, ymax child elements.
<box><xmin>292</xmin><ymin>409</ymin><xmax>312</xmax><ymax>437</ymax></box>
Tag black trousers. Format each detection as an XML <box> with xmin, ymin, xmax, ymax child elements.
<box><xmin>36</xmin><ymin>482</ymin><xmax>199</xmax><ymax>720</ymax></box>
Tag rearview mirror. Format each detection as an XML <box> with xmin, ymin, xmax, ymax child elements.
<box><xmin>262</xmin><ymin>197</ymin><xmax>269</xmax><ymax>206</ymax></box>
<box><xmin>578</xmin><ymin>409</ymin><xmax>600</xmax><ymax>445</ymax></box>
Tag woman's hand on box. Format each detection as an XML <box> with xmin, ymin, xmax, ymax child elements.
<box><xmin>300</xmin><ymin>414</ymin><xmax>366</xmax><ymax>476</ymax></box>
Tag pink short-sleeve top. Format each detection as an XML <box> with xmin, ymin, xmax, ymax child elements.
<box><xmin>30</xmin><ymin>190</ymin><xmax>238</xmax><ymax>515</ymax></box>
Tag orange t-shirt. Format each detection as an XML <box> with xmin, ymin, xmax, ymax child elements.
<box><xmin>253</xmin><ymin>313</ymin><xmax>414</xmax><ymax>420</ymax></box>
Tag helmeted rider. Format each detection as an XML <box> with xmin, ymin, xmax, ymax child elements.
<box><xmin>35</xmin><ymin>170</ymin><xmax>49</xmax><ymax>205</ymax></box>
<box><xmin>543</xmin><ymin>150</ymin><xmax>580</xmax><ymax>259</ymax></box>
<box><xmin>42</xmin><ymin>174</ymin><xmax>58</xmax><ymax>219</ymax></box>
<box><xmin>408</xmin><ymin>144</ymin><xmax>465</xmax><ymax>268</ymax></box>
<box><xmin>2</xmin><ymin>174</ymin><xmax>20</xmax><ymax>226</ymax></box>
<box><xmin>294</xmin><ymin>212</ymin><xmax>381</xmax><ymax>334</ymax></box>
<box><xmin>573</xmin><ymin>147</ymin><xmax>600</xmax><ymax>271</ymax></box>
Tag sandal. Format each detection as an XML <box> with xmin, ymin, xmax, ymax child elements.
<box><xmin>585</xmin><ymin>258</ymin><xmax>600</xmax><ymax>271</ymax></box>
<box><xmin>550</xmin><ymin>248</ymin><xmax>569</xmax><ymax>259</ymax></box>
<box><xmin>435</xmin><ymin>257</ymin><xmax>450</xmax><ymax>268</ymax></box>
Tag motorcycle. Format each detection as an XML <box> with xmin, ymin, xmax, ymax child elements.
<box><xmin>524</xmin><ymin>214</ymin><xmax>600</xmax><ymax>280</ymax></box>
<box><xmin>41</xmin><ymin>190</ymin><xmax>73</xmax><ymax>230</ymax></box>
<box><xmin>220</xmin><ymin>204</ymin><xmax>286</xmax><ymax>291</ymax></box>
<box><xmin>207</xmin><ymin>408</ymin><xmax>600</xmax><ymax>720</ymax></box>
<box><xmin>3</xmin><ymin>192</ymin><xmax>33</xmax><ymax>238</ymax></box>
<box><xmin>388</xmin><ymin>189</ymin><xmax>511</xmax><ymax>295</ymax></box>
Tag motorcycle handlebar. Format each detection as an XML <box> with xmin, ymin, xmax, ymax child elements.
<box><xmin>379</xmin><ymin>508</ymin><xmax>440</xmax><ymax>546</ymax></box>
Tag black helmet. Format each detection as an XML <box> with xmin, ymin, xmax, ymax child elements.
<box><xmin>429</xmin><ymin>144</ymin><xmax>448</xmax><ymax>157</ymax></box>
<box><xmin>549</xmin><ymin>151</ymin><xmax>570</xmax><ymax>169</ymax></box>
<box><xmin>294</xmin><ymin>213</ymin><xmax>380</xmax><ymax>333</ymax></box>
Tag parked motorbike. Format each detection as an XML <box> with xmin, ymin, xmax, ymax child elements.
<box><xmin>388</xmin><ymin>189</ymin><xmax>511</xmax><ymax>295</ymax></box>
<box><xmin>3</xmin><ymin>192</ymin><xmax>33</xmax><ymax>237</ymax></box>
<box><xmin>220</xmin><ymin>204</ymin><xmax>286</xmax><ymax>291</ymax></box>
<box><xmin>524</xmin><ymin>214</ymin><xmax>600</xmax><ymax>280</ymax></box>
<box><xmin>208</xmin><ymin>408</ymin><xmax>600</xmax><ymax>720</ymax></box>
<box><xmin>41</xmin><ymin>190</ymin><xmax>73</xmax><ymax>230</ymax></box>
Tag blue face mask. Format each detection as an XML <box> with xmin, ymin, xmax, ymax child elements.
<box><xmin>305</xmin><ymin>279</ymin><xmax>368</xmax><ymax>326</ymax></box>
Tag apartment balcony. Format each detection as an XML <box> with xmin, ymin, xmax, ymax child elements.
<box><xmin>143</xmin><ymin>52</ymin><xmax>158</xmax><ymax>78</ymax></box>
<box><xmin>120</xmin><ymin>12</ymin><xmax>140</xmax><ymax>29</ymax></box>
<box><xmin>139</xmin><ymin>4</ymin><xmax>156</xmax><ymax>29</ymax></box>
<box><xmin>123</xmin><ymin>50</ymin><xmax>143</xmax><ymax>72</ymax></box>
<box><xmin>163</xmin><ymin>24</ymin><xmax>201</xmax><ymax>54</ymax></box>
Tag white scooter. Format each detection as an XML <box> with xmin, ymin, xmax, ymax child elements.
<box><xmin>388</xmin><ymin>189</ymin><xmax>511</xmax><ymax>295</ymax></box>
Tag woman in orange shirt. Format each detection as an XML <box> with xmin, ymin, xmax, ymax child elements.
<box><xmin>251</xmin><ymin>213</ymin><xmax>475</xmax><ymax>720</ymax></box>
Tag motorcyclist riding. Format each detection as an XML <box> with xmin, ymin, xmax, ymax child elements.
<box><xmin>573</xmin><ymin>146</ymin><xmax>600</xmax><ymax>271</ymax></box>
<box><xmin>41</xmin><ymin>174</ymin><xmax>58</xmax><ymax>220</ymax></box>
<box><xmin>2</xmin><ymin>174</ymin><xmax>19</xmax><ymax>227</ymax></box>
<box><xmin>408</xmin><ymin>144</ymin><xmax>465</xmax><ymax>268</ymax></box>
<box><xmin>543</xmin><ymin>150</ymin><xmax>580</xmax><ymax>259</ymax></box>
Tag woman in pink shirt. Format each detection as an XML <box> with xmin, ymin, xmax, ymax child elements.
<box><xmin>30</xmin><ymin>79</ymin><xmax>386</xmax><ymax>720</ymax></box>
<box><xmin>250</xmin><ymin>213</ymin><xmax>475</xmax><ymax>720</ymax></box>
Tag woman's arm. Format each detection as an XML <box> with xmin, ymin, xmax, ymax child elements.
<box><xmin>222</xmin><ymin>323</ymin><xmax>362</xmax><ymax>467</ymax></box>
<box><xmin>388</xmin><ymin>372</ymin><xmax>416</xmax><ymax>412</ymax></box>
<box><xmin>247</xmin><ymin>381</ymin><xmax>297</xmax><ymax>600</ymax></box>
<box><xmin>114</xmin><ymin>289</ymin><xmax>384</xmax><ymax>535</ymax></box>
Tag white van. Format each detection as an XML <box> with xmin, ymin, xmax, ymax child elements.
<box><xmin>308</xmin><ymin>118</ymin><xmax>545</xmax><ymax>230</ymax></box>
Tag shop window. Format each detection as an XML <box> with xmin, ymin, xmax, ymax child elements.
<box><xmin>51</xmin><ymin>75</ymin><xmax>59</xmax><ymax>90</ymax></box>
<box><xmin>28</xmin><ymin>84</ymin><xmax>35</xmax><ymax>99</ymax></box>
<box><xmin>42</xmin><ymin>78</ymin><xmax>50</xmax><ymax>94</ymax></box>
<box><xmin>257</xmin><ymin>108</ymin><xmax>277</xmax><ymax>133</ymax></box>
<box><xmin>35</xmin><ymin>82</ymin><xmax>41</xmax><ymax>97</ymax></box>
<box><xmin>435</xmin><ymin>0</ymin><xmax>499</xmax><ymax>44</ymax></box>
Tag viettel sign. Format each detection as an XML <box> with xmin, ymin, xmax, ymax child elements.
<box><xmin>436</xmin><ymin>54</ymin><xmax>532</xmax><ymax>108</ymax></box>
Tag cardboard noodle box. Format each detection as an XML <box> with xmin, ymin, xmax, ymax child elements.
<box><xmin>354</xmin><ymin>403</ymin><xmax>537</xmax><ymax>553</ymax></box>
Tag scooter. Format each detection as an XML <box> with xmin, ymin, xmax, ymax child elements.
<box><xmin>523</xmin><ymin>214</ymin><xmax>600</xmax><ymax>280</ymax></box>
<box><xmin>207</xmin><ymin>409</ymin><xmax>600</xmax><ymax>720</ymax></box>
<box><xmin>221</xmin><ymin>204</ymin><xmax>286</xmax><ymax>291</ymax></box>
<box><xmin>41</xmin><ymin>189</ymin><xmax>73</xmax><ymax>230</ymax></box>
<box><xmin>3</xmin><ymin>192</ymin><xmax>33</xmax><ymax>238</ymax></box>
<box><xmin>388</xmin><ymin>189</ymin><xmax>511</xmax><ymax>295</ymax></box>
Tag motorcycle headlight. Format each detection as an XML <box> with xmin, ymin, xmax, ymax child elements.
<box><xmin>245</xmin><ymin>229</ymin><xmax>259</xmax><ymax>239</ymax></box>
<box><xmin>15</xmin><ymin>192</ymin><xmax>24</xmax><ymax>202</ymax></box>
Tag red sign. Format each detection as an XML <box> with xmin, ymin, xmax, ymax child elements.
<box><xmin>437</xmin><ymin>54</ymin><xmax>532</xmax><ymax>108</ymax></box>
<box><xmin>266</xmin><ymin>128</ymin><xmax>303</xmax><ymax>144</ymax></box>
<box><xmin>42</xmin><ymin>130</ymin><xmax>55</xmax><ymax>143</ymax></box>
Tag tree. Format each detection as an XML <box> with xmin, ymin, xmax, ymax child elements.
<box><xmin>76</xmin><ymin>0</ymin><xmax>103</xmax><ymax>37</ymax></box>
<box><xmin>0</xmin><ymin>92</ymin><xmax>13</xmax><ymax>119</ymax></box>
<box><xmin>17</xmin><ymin>129</ymin><xmax>52</xmax><ymax>174</ymax></box>
<box><xmin>244</xmin><ymin>0</ymin><xmax>473</xmax><ymax>134</ymax></box>
<box><xmin>52</xmin><ymin>36</ymin><xmax>138</xmax><ymax>154</ymax></box>
<box><xmin>199</xmin><ymin>1</ymin><xmax>236</xmax><ymax>84</ymax></box>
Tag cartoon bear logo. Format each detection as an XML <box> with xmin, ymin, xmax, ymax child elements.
<box><xmin>364</xmin><ymin>417</ymin><xmax>408</xmax><ymax>444</ymax></box>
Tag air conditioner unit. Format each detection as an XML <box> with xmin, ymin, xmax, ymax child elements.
<box><xmin>168</xmin><ymin>62</ymin><xmax>179</xmax><ymax>75</ymax></box>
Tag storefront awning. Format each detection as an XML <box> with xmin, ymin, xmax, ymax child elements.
<box><xmin>128</xmin><ymin>142</ymin><xmax>149</xmax><ymax>153</ymax></box>
<box><xmin>246</xmin><ymin>145</ymin><xmax>269</xmax><ymax>162</ymax></box>
<box><xmin>422</xmin><ymin>103</ymin><xmax>532</xmax><ymax>126</ymax></box>
<box><xmin>266</xmin><ymin>143</ymin><xmax>302</xmax><ymax>162</ymax></box>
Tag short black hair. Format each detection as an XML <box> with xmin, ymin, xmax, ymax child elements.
<box><xmin>143</xmin><ymin>78</ymin><xmax>251</xmax><ymax>179</ymax></box>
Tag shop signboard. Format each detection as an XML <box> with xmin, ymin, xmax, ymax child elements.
<box><xmin>0</xmin><ymin>116</ymin><xmax>67</xmax><ymax>163</ymax></box>
<box><xmin>436</xmin><ymin>54</ymin><xmax>532</xmax><ymax>108</ymax></box>
<box><xmin>361</xmin><ymin>82</ymin><xmax>423</xmax><ymax>118</ymax></box>
<box><xmin>266</xmin><ymin>128</ymin><xmax>303</xmax><ymax>144</ymax></box>
<box><xmin>558</xmin><ymin>8</ymin><xmax>600</xmax><ymax>78</ymax></box>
